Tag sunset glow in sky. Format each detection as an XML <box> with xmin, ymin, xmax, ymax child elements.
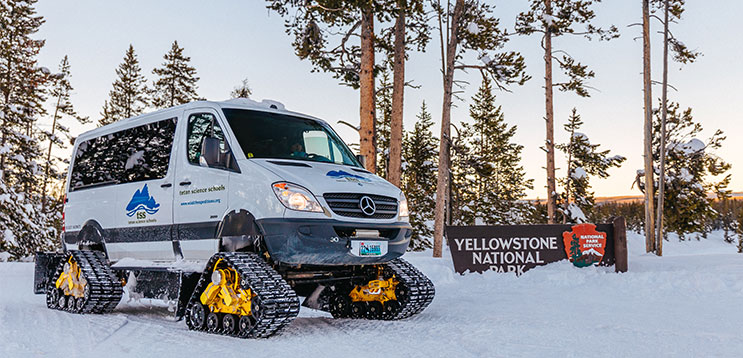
<box><xmin>35</xmin><ymin>1</ymin><xmax>742</xmax><ymax>198</ymax></box>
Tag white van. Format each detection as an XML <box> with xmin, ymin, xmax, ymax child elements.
<box><xmin>34</xmin><ymin>99</ymin><xmax>434</xmax><ymax>338</ymax></box>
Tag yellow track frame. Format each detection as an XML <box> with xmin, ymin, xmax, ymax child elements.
<box><xmin>55</xmin><ymin>256</ymin><xmax>86</xmax><ymax>298</ymax></box>
<box><xmin>349</xmin><ymin>267</ymin><xmax>398</xmax><ymax>304</ymax></box>
<box><xmin>200</xmin><ymin>259</ymin><xmax>253</xmax><ymax>316</ymax></box>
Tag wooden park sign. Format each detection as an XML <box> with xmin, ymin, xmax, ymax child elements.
<box><xmin>446</xmin><ymin>217</ymin><xmax>628</xmax><ymax>275</ymax></box>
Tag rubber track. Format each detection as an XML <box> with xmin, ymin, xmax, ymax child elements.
<box><xmin>326</xmin><ymin>257</ymin><xmax>435</xmax><ymax>320</ymax></box>
<box><xmin>47</xmin><ymin>250</ymin><xmax>123</xmax><ymax>314</ymax></box>
<box><xmin>383</xmin><ymin>258</ymin><xmax>435</xmax><ymax>320</ymax></box>
<box><xmin>185</xmin><ymin>252</ymin><xmax>300</xmax><ymax>338</ymax></box>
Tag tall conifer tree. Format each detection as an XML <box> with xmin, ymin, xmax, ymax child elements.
<box><xmin>556</xmin><ymin>108</ymin><xmax>625</xmax><ymax>223</ymax></box>
<box><xmin>466</xmin><ymin>79</ymin><xmax>533</xmax><ymax>225</ymax></box>
<box><xmin>516</xmin><ymin>0</ymin><xmax>618</xmax><ymax>224</ymax></box>
<box><xmin>100</xmin><ymin>45</ymin><xmax>148</xmax><ymax>126</ymax></box>
<box><xmin>376</xmin><ymin>69</ymin><xmax>393</xmax><ymax>179</ymax></box>
<box><xmin>401</xmin><ymin>102</ymin><xmax>437</xmax><ymax>250</ymax></box>
<box><xmin>0</xmin><ymin>0</ymin><xmax>56</xmax><ymax>259</ymax></box>
<box><xmin>41</xmin><ymin>55</ymin><xmax>89</xmax><ymax>210</ymax></box>
<box><xmin>151</xmin><ymin>40</ymin><xmax>200</xmax><ymax>108</ymax></box>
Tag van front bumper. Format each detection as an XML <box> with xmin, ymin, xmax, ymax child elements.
<box><xmin>255</xmin><ymin>218</ymin><xmax>412</xmax><ymax>266</ymax></box>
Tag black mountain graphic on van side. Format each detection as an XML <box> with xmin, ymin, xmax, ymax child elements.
<box><xmin>126</xmin><ymin>184</ymin><xmax>160</xmax><ymax>217</ymax></box>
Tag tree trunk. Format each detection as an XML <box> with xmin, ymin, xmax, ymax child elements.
<box><xmin>42</xmin><ymin>95</ymin><xmax>62</xmax><ymax>211</ymax></box>
<box><xmin>359</xmin><ymin>8</ymin><xmax>377</xmax><ymax>173</ymax></box>
<box><xmin>433</xmin><ymin>0</ymin><xmax>464</xmax><ymax>258</ymax></box>
<box><xmin>656</xmin><ymin>0</ymin><xmax>670</xmax><ymax>256</ymax></box>
<box><xmin>388</xmin><ymin>2</ymin><xmax>406</xmax><ymax>187</ymax></box>
<box><xmin>563</xmin><ymin>123</ymin><xmax>574</xmax><ymax>224</ymax></box>
<box><xmin>642</xmin><ymin>0</ymin><xmax>656</xmax><ymax>252</ymax></box>
<box><xmin>544</xmin><ymin>0</ymin><xmax>557</xmax><ymax>224</ymax></box>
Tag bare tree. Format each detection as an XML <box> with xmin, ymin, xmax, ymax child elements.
<box><xmin>432</xmin><ymin>0</ymin><xmax>528</xmax><ymax>257</ymax></box>
<box><xmin>642</xmin><ymin>0</ymin><xmax>655</xmax><ymax>252</ymax></box>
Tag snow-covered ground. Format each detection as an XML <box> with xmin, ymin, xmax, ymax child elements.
<box><xmin>1</xmin><ymin>232</ymin><xmax>741</xmax><ymax>357</ymax></box>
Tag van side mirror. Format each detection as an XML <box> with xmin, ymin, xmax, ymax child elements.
<box><xmin>200</xmin><ymin>137</ymin><xmax>222</xmax><ymax>167</ymax></box>
<box><xmin>355</xmin><ymin>154</ymin><xmax>366</xmax><ymax>168</ymax></box>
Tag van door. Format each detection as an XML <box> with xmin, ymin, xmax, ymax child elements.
<box><xmin>173</xmin><ymin>109</ymin><xmax>232</xmax><ymax>260</ymax></box>
<box><xmin>107</xmin><ymin>117</ymin><xmax>178</xmax><ymax>261</ymax></box>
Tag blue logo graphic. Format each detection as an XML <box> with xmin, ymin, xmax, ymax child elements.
<box><xmin>126</xmin><ymin>184</ymin><xmax>160</xmax><ymax>217</ymax></box>
<box><xmin>326</xmin><ymin>170</ymin><xmax>372</xmax><ymax>183</ymax></box>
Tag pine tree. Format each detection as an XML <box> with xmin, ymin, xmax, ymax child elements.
<box><xmin>516</xmin><ymin>0</ymin><xmax>619</xmax><ymax>224</ymax></box>
<box><xmin>151</xmin><ymin>41</ymin><xmax>200</xmax><ymax>108</ymax></box>
<box><xmin>376</xmin><ymin>69</ymin><xmax>393</xmax><ymax>179</ymax></box>
<box><xmin>100</xmin><ymin>45</ymin><xmax>148</xmax><ymax>126</ymax></box>
<box><xmin>401</xmin><ymin>102</ymin><xmax>437</xmax><ymax>250</ymax></box>
<box><xmin>230</xmin><ymin>78</ymin><xmax>252</xmax><ymax>99</ymax></box>
<box><xmin>449</xmin><ymin>122</ymin><xmax>477</xmax><ymax>226</ymax></box>
<box><xmin>653</xmin><ymin>102</ymin><xmax>730</xmax><ymax>239</ymax></box>
<box><xmin>0</xmin><ymin>0</ymin><xmax>57</xmax><ymax>259</ymax></box>
<box><xmin>556</xmin><ymin>108</ymin><xmax>625</xmax><ymax>223</ymax></box>
<box><xmin>467</xmin><ymin>79</ymin><xmax>534</xmax><ymax>225</ymax></box>
<box><xmin>41</xmin><ymin>55</ymin><xmax>89</xmax><ymax>210</ymax></box>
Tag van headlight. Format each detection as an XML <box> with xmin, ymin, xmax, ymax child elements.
<box><xmin>399</xmin><ymin>195</ymin><xmax>409</xmax><ymax>220</ymax></box>
<box><xmin>272</xmin><ymin>182</ymin><xmax>324</xmax><ymax>213</ymax></box>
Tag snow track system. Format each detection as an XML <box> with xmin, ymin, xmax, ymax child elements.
<box><xmin>45</xmin><ymin>250</ymin><xmax>123</xmax><ymax>314</ymax></box>
<box><xmin>185</xmin><ymin>252</ymin><xmax>300</xmax><ymax>338</ymax></box>
<box><xmin>324</xmin><ymin>258</ymin><xmax>435</xmax><ymax>320</ymax></box>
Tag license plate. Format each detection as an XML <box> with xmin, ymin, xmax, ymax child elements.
<box><xmin>351</xmin><ymin>240</ymin><xmax>388</xmax><ymax>257</ymax></box>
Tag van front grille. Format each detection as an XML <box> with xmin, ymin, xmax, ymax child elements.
<box><xmin>323</xmin><ymin>193</ymin><xmax>398</xmax><ymax>219</ymax></box>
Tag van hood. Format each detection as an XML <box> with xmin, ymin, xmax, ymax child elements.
<box><xmin>251</xmin><ymin>159</ymin><xmax>402</xmax><ymax>199</ymax></box>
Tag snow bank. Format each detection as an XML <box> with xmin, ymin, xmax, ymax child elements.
<box><xmin>0</xmin><ymin>232</ymin><xmax>741</xmax><ymax>357</ymax></box>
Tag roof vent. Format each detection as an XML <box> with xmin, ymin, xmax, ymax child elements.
<box><xmin>261</xmin><ymin>99</ymin><xmax>285</xmax><ymax>111</ymax></box>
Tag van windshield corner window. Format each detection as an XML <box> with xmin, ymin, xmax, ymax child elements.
<box><xmin>69</xmin><ymin>117</ymin><xmax>177</xmax><ymax>191</ymax></box>
<box><xmin>187</xmin><ymin>113</ymin><xmax>232</xmax><ymax>169</ymax></box>
<box><xmin>222</xmin><ymin>108</ymin><xmax>360</xmax><ymax>167</ymax></box>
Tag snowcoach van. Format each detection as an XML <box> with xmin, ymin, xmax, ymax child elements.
<box><xmin>33</xmin><ymin>99</ymin><xmax>434</xmax><ymax>338</ymax></box>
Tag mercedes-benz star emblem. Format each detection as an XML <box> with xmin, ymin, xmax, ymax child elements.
<box><xmin>359</xmin><ymin>196</ymin><xmax>376</xmax><ymax>216</ymax></box>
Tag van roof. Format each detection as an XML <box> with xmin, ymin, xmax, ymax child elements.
<box><xmin>75</xmin><ymin>98</ymin><xmax>328</xmax><ymax>143</ymax></box>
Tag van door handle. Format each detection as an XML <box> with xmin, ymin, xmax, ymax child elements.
<box><xmin>179</xmin><ymin>181</ymin><xmax>192</xmax><ymax>186</ymax></box>
<box><xmin>161</xmin><ymin>183</ymin><xmax>172</xmax><ymax>188</ymax></box>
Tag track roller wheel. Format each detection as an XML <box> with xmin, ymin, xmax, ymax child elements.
<box><xmin>222</xmin><ymin>314</ymin><xmax>237</xmax><ymax>334</ymax></box>
<box><xmin>58</xmin><ymin>295</ymin><xmax>67</xmax><ymax>310</ymax></box>
<box><xmin>187</xmin><ymin>302</ymin><xmax>206</xmax><ymax>330</ymax></box>
<box><xmin>206</xmin><ymin>312</ymin><xmax>220</xmax><ymax>332</ymax></box>
<box><xmin>351</xmin><ymin>302</ymin><xmax>365</xmax><ymax>318</ymax></box>
<box><xmin>383</xmin><ymin>300</ymin><xmax>400</xmax><ymax>317</ymax></box>
<box><xmin>328</xmin><ymin>294</ymin><xmax>351</xmax><ymax>318</ymax></box>
<box><xmin>75</xmin><ymin>297</ymin><xmax>85</xmax><ymax>311</ymax></box>
<box><xmin>46</xmin><ymin>287</ymin><xmax>59</xmax><ymax>309</ymax></box>
<box><xmin>367</xmin><ymin>302</ymin><xmax>383</xmax><ymax>319</ymax></box>
<box><xmin>66</xmin><ymin>295</ymin><xmax>76</xmax><ymax>311</ymax></box>
<box><xmin>238</xmin><ymin>315</ymin><xmax>254</xmax><ymax>336</ymax></box>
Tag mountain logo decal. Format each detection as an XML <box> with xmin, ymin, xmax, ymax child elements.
<box><xmin>126</xmin><ymin>184</ymin><xmax>160</xmax><ymax>217</ymax></box>
<box><xmin>326</xmin><ymin>170</ymin><xmax>372</xmax><ymax>184</ymax></box>
<box><xmin>562</xmin><ymin>223</ymin><xmax>607</xmax><ymax>268</ymax></box>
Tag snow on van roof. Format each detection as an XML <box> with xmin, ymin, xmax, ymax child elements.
<box><xmin>74</xmin><ymin>98</ymin><xmax>326</xmax><ymax>143</ymax></box>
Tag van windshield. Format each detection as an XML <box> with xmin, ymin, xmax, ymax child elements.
<box><xmin>223</xmin><ymin>108</ymin><xmax>362</xmax><ymax>167</ymax></box>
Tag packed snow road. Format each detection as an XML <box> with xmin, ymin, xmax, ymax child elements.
<box><xmin>1</xmin><ymin>232</ymin><xmax>741</xmax><ymax>357</ymax></box>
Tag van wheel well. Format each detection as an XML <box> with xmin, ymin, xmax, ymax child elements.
<box><xmin>217</xmin><ymin>209</ymin><xmax>263</xmax><ymax>253</ymax></box>
<box><xmin>77</xmin><ymin>221</ymin><xmax>108</xmax><ymax>258</ymax></box>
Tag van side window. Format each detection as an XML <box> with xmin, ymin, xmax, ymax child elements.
<box><xmin>187</xmin><ymin>113</ymin><xmax>228</xmax><ymax>167</ymax></box>
<box><xmin>69</xmin><ymin>117</ymin><xmax>177</xmax><ymax>191</ymax></box>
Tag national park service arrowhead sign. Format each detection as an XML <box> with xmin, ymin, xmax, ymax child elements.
<box><xmin>562</xmin><ymin>223</ymin><xmax>607</xmax><ymax>267</ymax></box>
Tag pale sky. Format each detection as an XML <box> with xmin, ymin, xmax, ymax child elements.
<box><xmin>34</xmin><ymin>1</ymin><xmax>742</xmax><ymax>198</ymax></box>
